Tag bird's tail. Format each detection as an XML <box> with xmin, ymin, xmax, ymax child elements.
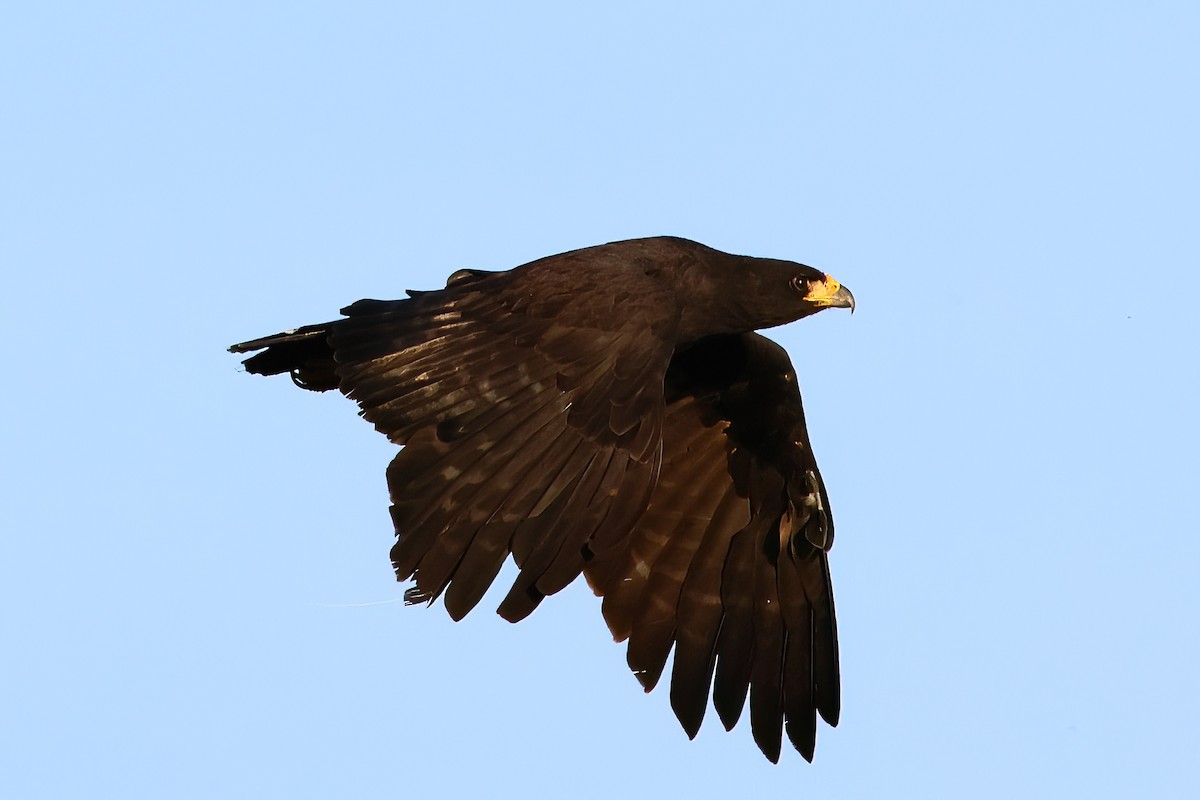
<box><xmin>229</xmin><ymin>321</ymin><xmax>341</xmax><ymax>391</ymax></box>
<box><xmin>230</xmin><ymin>298</ymin><xmax>420</xmax><ymax>391</ymax></box>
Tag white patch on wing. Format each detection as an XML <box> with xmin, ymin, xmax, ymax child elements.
<box><xmin>806</xmin><ymin>470</ymin><xmax>824</xmax><ymax>510</ymax></box>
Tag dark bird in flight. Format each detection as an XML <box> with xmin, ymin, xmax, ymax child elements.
<box><xmin>230</xmin><ymin>236</ymin><xmax>854</xmax><ymax>763</ymax></box>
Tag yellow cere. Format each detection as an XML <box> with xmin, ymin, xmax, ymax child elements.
<box><xmin>805</xmin><ymin>274</ymin><xmax>843</xmax><ymax>304</ymax></box>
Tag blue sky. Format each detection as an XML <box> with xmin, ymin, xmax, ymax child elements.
<box><xmin>3</xmin><ymin>2</ymin><xmax>1198</xmax><ymax>797</ymax></box>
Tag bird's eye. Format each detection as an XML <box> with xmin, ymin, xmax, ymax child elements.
<box><xmin>789</xmin><ymin>276</ymin><xmax>808</xmax><ymax>293</ymax></box>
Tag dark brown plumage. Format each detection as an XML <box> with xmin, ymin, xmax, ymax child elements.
<box><xmin>230</xmin><ymin>236</ymin><xmax>854</xmax><ymax>762</ymax></box>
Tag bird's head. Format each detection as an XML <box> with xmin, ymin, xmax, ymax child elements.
<box><xmin>719</xmin><ymin>257</ymin><xmax>855</xmax><ymax>333</ymax></box>
<box><xmin>620</xmin><ymin>239</ymin><xmax>855</xmax><ymax>340</ymax></box>
<box><xmin>790</xmin><ymin>269</ymin><xmax>855</xmax><ymax>315</ymax></box>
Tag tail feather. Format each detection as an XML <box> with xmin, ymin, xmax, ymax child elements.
<box><xmin>230</xmin><ymin>298</ymin><xmax>417</xmax><ymax>390</ymax></box>
<box><xmin>229</xmin><ymin>322</ymin><xmax>339</xmax><ymax>391</ymax></box>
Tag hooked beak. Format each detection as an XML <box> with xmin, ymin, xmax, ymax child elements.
<box><xmin>805</xmin><ymin>274</ymin><xmax>856</xmax><ymax>314</ymax></box>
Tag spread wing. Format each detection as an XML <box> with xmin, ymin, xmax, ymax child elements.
<box><xmin>584</xmin><ymin>332</ymin><xmax>840</xmax><ymax>763</ymax></box>
<box><xmin>326</xmin><ymin>260</ymin><xmax>680</xmax><ymax>622</ymax></box>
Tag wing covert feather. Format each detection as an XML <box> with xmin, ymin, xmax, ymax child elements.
<box><xmin>329</xmin><ymin>264</ymin><xmax>679</xmax><ymax>620</ymax></box>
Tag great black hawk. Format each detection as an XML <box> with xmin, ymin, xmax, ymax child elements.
<box><xmin>230</xmin><ymin>236</ymin><xmax>855</xmax><ymax>762</ymax></box>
